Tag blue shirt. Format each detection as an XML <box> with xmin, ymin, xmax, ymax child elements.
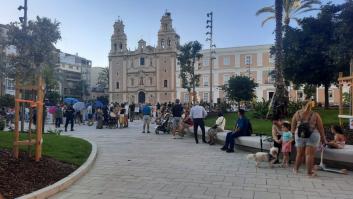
<box><xmin>142</xmin><ymin>105</ymin><xmax>151</xmax><ymax>115</ymax></box>
<box><xmin>236</xmin><ymin>116</ymin><xmax>250</xmax><ymax>136</ymax></box>
<box><xmin>282</xmin><ymin>131</ymin><xmax>293</xmax><ymax>142</ymax></box>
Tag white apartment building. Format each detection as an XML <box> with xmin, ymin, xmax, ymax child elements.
<box><xmin>176</xmin><ymin>44</ymin><xmax>275</xmax><ymax>103</ymax></box>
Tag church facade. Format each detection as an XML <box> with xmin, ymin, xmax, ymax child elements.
<box><xmin>108</xmin><ymin>12</ymin><xmax>179</xmax><ymax>104</ymax></box>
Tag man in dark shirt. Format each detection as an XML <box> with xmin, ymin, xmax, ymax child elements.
<box><xmin>171</xmin><ymin>99</ymin><xmax>183</xmax><ymax>139</ymax></box>
<box><xmin>221</xmin><ymin>109</ymin><xmax>251</xmax><ymax>153</ymax></box>
<box><xmin>129</xmin><ymin>103</ymin><xmax>135</xmax><ymax>122</ymax></box>
<box><xmin>64</xmin><ymin>105</ymin><xmax>75</xmax><ymax>132</ymax></box>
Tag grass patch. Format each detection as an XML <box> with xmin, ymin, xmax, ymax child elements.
<box><xmin>205</xmin><ymin>108</ymin><xmax>347</xmax><ymax>136</ymax></box>
<box><xmin>0</xmin><ymin>132</ymin><xmax>91</xmax><ymax>166</ymax></box>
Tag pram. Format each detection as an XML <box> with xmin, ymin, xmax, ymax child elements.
<box><xmin>107</xmin><ymin>112</ymin><xmax>118</xmax><ymax>128</ymax></box>
<box><xmin>155</xmin><ymin>113</ymin><xmax>172</xmax><ymax>134</ymax></box>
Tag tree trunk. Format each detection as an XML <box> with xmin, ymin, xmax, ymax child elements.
<box><xmin>271</xmin><ymin>0</ymin><xmax>289</xmax><ymax>119</ymax></box>
<box><xmin>324</xmin><ymin>84</ymin><xmax>329</xmax><ymax>109</ymax></box>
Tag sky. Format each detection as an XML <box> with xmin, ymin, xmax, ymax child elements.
<box><xmin>0</xmin><ymin>0</ymin><xmax>346</xmax><ymax>67</ymax></box>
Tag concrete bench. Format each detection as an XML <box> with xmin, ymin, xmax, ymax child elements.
<box><xmin>191</xmin><ymin>126</ymin><xmax>353</xmax><ymax>168</ymax></box>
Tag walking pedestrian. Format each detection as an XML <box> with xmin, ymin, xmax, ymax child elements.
<box><xmin>190</xmin><ymin>102</ymin><xmax>207</xmax><ymax>144</ymax></box>
<box><xmin>55</xmin><ymin>104</ymin><xmax>63</xmax><ymax>128</ymax></box>
<box><xmin>129</xmin><ymin>103</ymin><xmax>135</xmax><ymax>122</ymax></box>
<box><xmin>64</xmin><ymin>105</ymin><xmax>75</xmax><ymax>132</ymax></box>
<box><xmin>171</xmin><ymin>99</ymin><xmax>183</xmax><ymax>139</ymax></box>
<box><xmin>142</xmin><ymin>103</ymin><xmax>152</xmax><ymax>133</ymax></box>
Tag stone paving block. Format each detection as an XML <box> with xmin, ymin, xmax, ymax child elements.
<box><xmin>229</xmin><ymin>190</ymin><xmax>254</xmax><ymax>199</ymax></box>
<box><xmin>254</xmin><ymin>191</ymin><xmax>280</xmax><ymax>199</ymax></box>
<box><xmin>49</xmin><ymin>121</ymin><xmax>353</xmax><ymax>199</ymax></box>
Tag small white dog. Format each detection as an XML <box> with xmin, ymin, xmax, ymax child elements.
<box><xmin>246</xmin><ymin>147</ymin><xmax>278</xmax><ymax>168</ymax></box>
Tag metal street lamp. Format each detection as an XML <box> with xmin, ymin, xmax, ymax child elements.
<box><xmin>206</xmin><ymin>12</ymin><xmax>216</xmax><ymax>108</ymax></box>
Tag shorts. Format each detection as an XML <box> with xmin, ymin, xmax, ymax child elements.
<box><xmin>172</xmin><ymin>117</ymin><xmax>181</xmax><ymax>128</ymax></box>
<box><xmin>143</xmin><ymin>115</ymin><xmax>151</xmax><ymax>123</ymax></box>
<box><xmin>295</xmin><ymin>131</ymin><xmax>320</xmax><ymax>148</ymax></box>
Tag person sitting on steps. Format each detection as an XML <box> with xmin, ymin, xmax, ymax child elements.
<box><xmin>220</xmin><ymin>109</ymin><xmax>252</xmax><ymax>153</ymax></box>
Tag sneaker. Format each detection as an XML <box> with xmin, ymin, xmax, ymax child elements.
<box><xmin>220</xmin><ymin>147</ymin><xmax>227</xmax><ymax>151</ymax></box>
<box><xmin>142</xmin><ymin>131</ymin><xmax>145</xmax><ymax>133</ymax></box>
<box><xmin>147</xmin><ymin>131</ymin><xmax>151</xmax><ymax>133</ymax></box>
<box><xmin>226</xmin><ymin>149</ymin><xmax>234</xmax><ymax>153</ymax></box>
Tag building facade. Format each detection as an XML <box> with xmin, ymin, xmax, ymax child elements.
<box><xmin>176</xmin><ymin>45</ymin><xmax>277</xmax><ymax>103</ymax></box>
<box><xmin>57</xmin><ymin>52</ymin><xmax>92</xmax><ymax>100</ymax></box>
<box><xmin>0</xmin><ymin>24</ymin><xmax>15</xmax><ymax>96</ymax></box>
<box><xmin>109</xmin><ymin>12</ymin><xmax>179</xmax><ymax>104</ymax></box>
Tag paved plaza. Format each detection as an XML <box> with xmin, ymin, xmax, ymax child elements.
<box><xmin>51</xmin><ymin>121</ymin><xmax>353</xmax><ymax>199</ymax></box>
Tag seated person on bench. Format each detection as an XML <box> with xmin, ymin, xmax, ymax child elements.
<box><xmin>327</xmin><ymin>125</ymin><xmax>346</xmax><ymax>149</ymax></box>
<box><xmin>220</xmin><ymin>109</ymin><xmax>252</xmax><ymax>153</ymax></box>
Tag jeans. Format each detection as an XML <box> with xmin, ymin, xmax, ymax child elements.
<box><xmin>143</xmin><ymin>115</ymin><xmax>151</xmax><ymax>132</ymax></box>
<box><xmin>223</xmin><ymin>132</ymin><xmax>243</xmax><ymax>150</ymax></box>
<box><xmin>193</xmin><ymin>118</ymin><xmax>205</xmax><ymax>143</ymax></box>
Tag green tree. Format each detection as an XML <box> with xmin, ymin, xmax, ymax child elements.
<box><xmin>256</xmin><ymin>0</ymin><xmax>321</xmax><ymax>27</ymax></box>
<box><xmin>283</xmin><ymin>4</ymin><xmax>343</xmax><ymax>108</ymax></box>
<box><xmin>177</xmin><ymin>41</ymin><xmax>202</xmax><ymax>103</ymax></box>
<box><xmin>303</xmin><ymin>84</ymin><xmax>316</xmax><ymax>99</ymax></box>
<box><xmin>97</xmin><ymin>67</ymin><xmax>109</xmax><ymax>89</ymax></box>
<box><xmin>222</xmin><ymin>76</ymin><xmax>258</xmax><ymax>109</ymax></box>
<box><xmin>45</xmin><ymin>91</ymin><xmax>60</xmax><ymax>105</ymax></box>
<box><xmin>6</xmin><ymin>17</ymin><xmax>61</xmax><ymax>82</ymax></box>
<box><xmin>333</xmin><ymin>0</ymin><xmax>353</xmax><ymax>73</ymax></box>
<box><xmin>0</xmin><ymin>94</ymin><xmax>15</xmax><ymax>108</ymax></box>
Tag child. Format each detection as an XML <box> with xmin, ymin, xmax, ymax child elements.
<box><xmin>281</xmin><ymin>121</ymin><xmax>293</xmax><ymax>168</ymax></box>
<box><xmin>327</xmin><ymin>125</ymin><xmax>346</xmax><ymax>149</ymax></box>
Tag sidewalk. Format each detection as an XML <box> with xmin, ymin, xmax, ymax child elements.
<box><xmin>51</xmin><ymin>120</ymin><xmax>353</xmax><ymax>199</ymax></box>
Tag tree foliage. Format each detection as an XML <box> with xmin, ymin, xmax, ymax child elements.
<box><xmin>0</xmin><ymin>94</ymin><xmax>15</xmax><ymax>108</ymax></box>
<box><xmin>97</xmin><ymin>67</ymin><xmax>109</xmax><ymax>89</ymax></box>
<box><xmin>45</xmin><ymin>91</ymin><xmax>60</xmax><ymax>105</ymax></box>
<box><xmin>177</xmin><ymin>41</ymin><xmax>202</xmax><ymax>103</ymax></box>
<box><xmin>256</xmin><ymin>0</ymin><xmax>321</xmax><ymax>27</ymax></box>
<box><xmin>73</xmin><ymin>80</ymin><xmax>90</xmax><ymax>100</ymax></box>
<box><xmin>222</xmin><ymin>76</ymin><xmax>258</xmax><ymax>106</ymax></box>
<box><xmin>6</xmin><ymin>17</ymin><xmax>61</xmax><ymax>82</ymax></box>
<box><xmin>282</xmin><ymin>3</ymin><xmax>347</xmax><ymax>108</ymax></box>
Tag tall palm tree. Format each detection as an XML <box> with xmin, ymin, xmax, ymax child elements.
<box><xmin>256</xmin><ymin>0</ymin><xmax>321</xmax><ymax>27</ymax></box>
<box><xmin>271</xmin><ymin>0</ymin><xmax>289</xmax><ymax>119</ymax></box>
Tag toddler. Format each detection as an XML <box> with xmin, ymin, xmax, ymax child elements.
<box><xmin>327</xmin><ymin>125</ymin><xmax>346</xmax><ymax>149</ymax></box>
<box><xmin>281</xmin><ymin>121</ymin><xmax>293</xmax><ymax>167</ymax></box>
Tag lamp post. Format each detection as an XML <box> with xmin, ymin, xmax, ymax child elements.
<box><xmin>206</xmin><ymin>12</ymin><xmax>216</xmax><ymax>109</ymax></box>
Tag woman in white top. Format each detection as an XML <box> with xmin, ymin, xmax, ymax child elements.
<box><xmin>207</xmin><ymin>112</ymin><xmax>226</xmax><ymax>145</ymax></box>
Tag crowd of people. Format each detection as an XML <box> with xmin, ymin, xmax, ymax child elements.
<box><xmin>1</xmin><ymin>98</ymin><xmax>347</xmax><ymax>177</ymax></box>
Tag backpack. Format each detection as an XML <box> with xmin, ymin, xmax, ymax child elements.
<box><xmin>297</xmin><ymin>112</ymin><xmax>314</xmax><ymax>138</ymax></box>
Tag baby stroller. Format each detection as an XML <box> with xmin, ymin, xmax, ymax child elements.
<box><xmin>107</xmin><ymin>111</ymin><xmax>118</xmax><ymax>129</ymax></box>
<box><xmin>155</xmin><ymin>113</ymin><xmax>172</xmax><ymax>134</ymax></box>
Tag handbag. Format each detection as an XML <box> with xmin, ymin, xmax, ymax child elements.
<box><xmin>297</xmin><ymin>112</ymin><xmax>314</xmax><ymax>138</ymax></box>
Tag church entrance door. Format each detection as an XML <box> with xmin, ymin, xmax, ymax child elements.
<box><xmin>138</xmin><ymin>91</ymin><xmax>145</xmax><ymax>103</ymax></box>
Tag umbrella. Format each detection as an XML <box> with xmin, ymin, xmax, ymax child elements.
<box><xmin>48</xmin><ymin>106</ymin><xmax>56</xmax><ymax>114</ymax></box>
<box><xmin>94</xmin><ymin>100</ymin><xmax>104</xmax><ymax>108</ymax></box>
<box><xmin>73</xmin><ymin>102</ymin><xmax>86</xmax><ymax>111</ymax></box>
<box><xmin>64</xmin><ymin>98</ymin><xmax>79</xmax><ymax>105</ymax></box>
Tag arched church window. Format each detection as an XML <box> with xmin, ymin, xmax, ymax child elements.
<box><xmin>116</xmin><ymin>72</ymin><xmax>119</xmax><ymax>76</ymax></box>
<box><xmin>164</xmin><ymin>80</ymin><xmax>168</xmax><ymax>88</ymax></box>
<box><xmin>116</xmin><ymin>82</ymin><xmax>119</xmax><ymax>89</ymax></box>
<box><xmin>119</xmin><ymin>43</ymin><xmax>123</xmax><ymax>50</ymax></box>
<box><xmin>140</xmin><ymin>57</ymin><xmax>145</xmax><ymax>66</ymax></box>
<box><xmin>161</xmin><ymin>39</ymin><xmax>165</xmax><ymax>48</ymax></box>
<box><xmin>114</xmin><ymin>43</ymin><xmax>117</xmax><ymax>51</ymax></box>
<box><xmin>167</xmin><ymin>39</ymin><xmax>171</xmax><ymax>46</ymax></box>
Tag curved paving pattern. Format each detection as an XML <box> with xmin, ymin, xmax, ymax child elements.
<box><xmin>51</xmin><ymin>121</ymin><xmax>353</xmax><ymax>199</ymax></box>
